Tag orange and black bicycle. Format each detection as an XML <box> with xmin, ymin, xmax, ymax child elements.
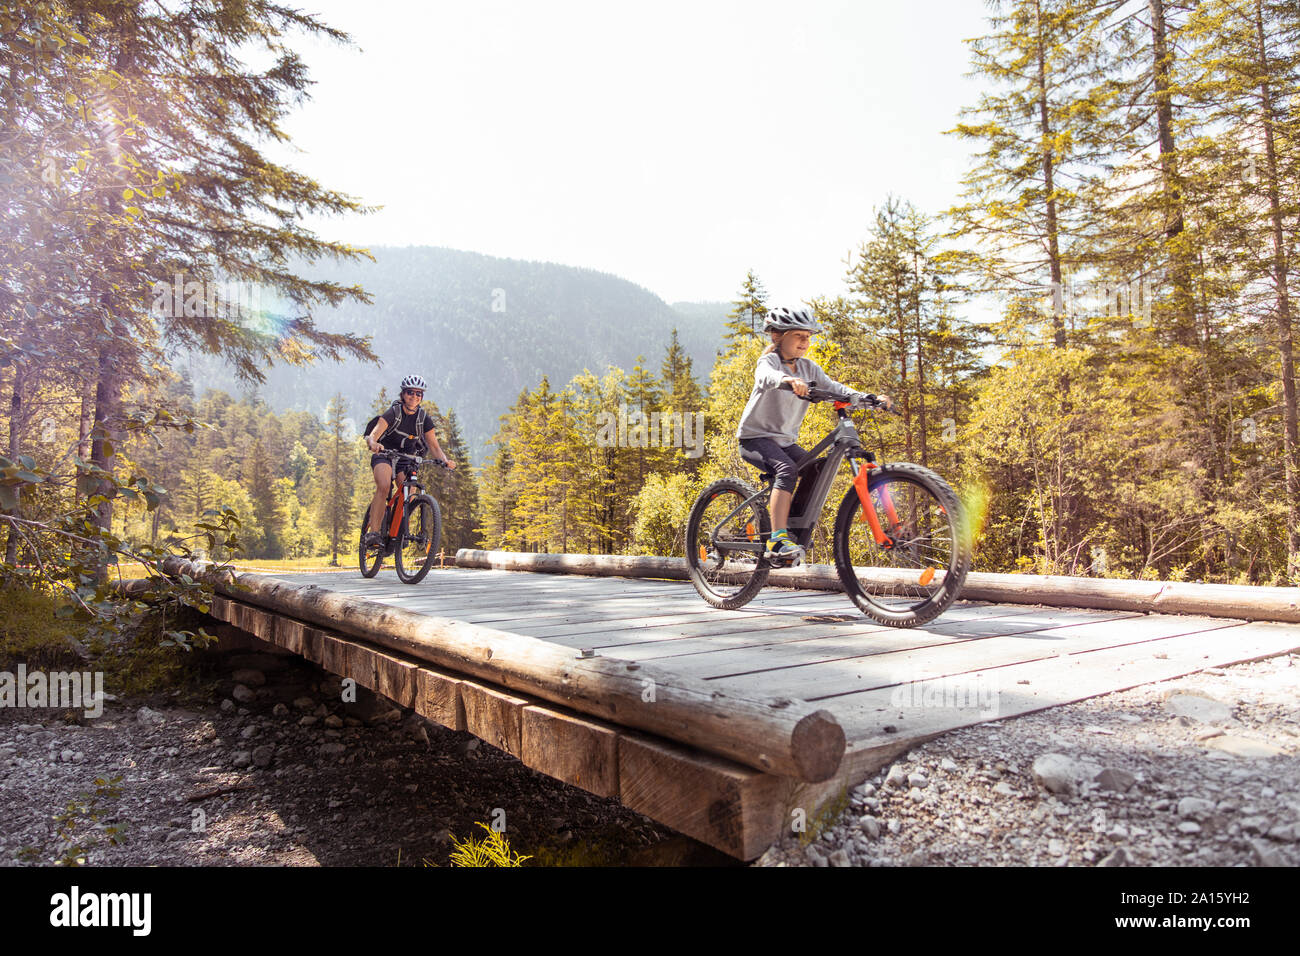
<box><xmin>685</xmin><ymin>385</ymin><xmax>971</xmax><ymax>626</ymax></box>
<box><xmin>358</xmin><ymin>450</ymin><xmax>446</xmax><ymax>584</ymax></box>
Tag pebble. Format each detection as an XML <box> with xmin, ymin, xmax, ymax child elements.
<box><xmin>231</xmin><ymin>684</ymin><xmax>256</xmax><ymax>704</ymax></box>
<box><xmin>1032</xmin><ymin>754</ymin><xmax>1079</xmax><ymax>795</ymax></box>
<box><xmin>1165</xmin><ymin>693</ymin><xmax>1234</xmax><ymax>725</ymax></box>
<box><xmin>1094</xmin><ymin>768</ymin><xmax>1137</xmax><ymax>793</ymax></box>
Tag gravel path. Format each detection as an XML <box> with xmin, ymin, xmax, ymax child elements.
<box><xmin>0</xmin><ymin>647</ymin><xmax>733</xmax><ymax>867</ymax></box>
<box><xmin>4</xmin><ymin>645</ymin><xmax>1296</xmax><ymax>868</ymax></box>
<box><xmin>757</xmin><ymin>652</ymin><xmax>1300</xmax><ymax>867</ymax></box>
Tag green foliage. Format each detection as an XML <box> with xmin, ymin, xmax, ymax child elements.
<box><xmin>51</xmin><ymin>776</ymin><xmax>126</xmax><ymax>867</ymax></box>
<box><xmin>0</xmin><ymin>580</ymin><xmax>89</xmax><ymax>668</ymax></box>
<box><xmin>447</xmin><ymin>823</ymin><xmax>533</xmax><ymax>867</ymax></box>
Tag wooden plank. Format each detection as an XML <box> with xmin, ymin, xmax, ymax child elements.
<box><xmin>709</xmin><ymin>613</ymin><xmax>1238</xmax><ymax>700</ymax></box>
<box><xmin>460</xmin><ymin>681</ymin><xmax>531</xmax><ymax>759</ymax></box>
<box><xmin>617</xmin><ymin>730</ymin><xmax>787</xmax><ymax>860</ymax></box>
<box><xmin>521</xmin><ymin>706</ymin><xmax>620</xmax><ymax>798</ymax></box>
<box><xmin>571</xmin><ymin>603</ymin><xmax>1086</xmax><ymax>658</ymax></box>
<box><xmin>834</xmin><ymin>619</ymin><xmax>1300</xmax><ymax>743</ymax></box>
<box><xmin>343</xmin><ymin>643</ymin><xmax>419</xmax><ymax>709</ymax></box>
<box><xmin>275</xmin><ymin>618</ymin><xmax>308</xmax><ymax>656</ymax></box>
<box><xmin>414</xmin><ymin>667</ymin><xmax>466</xmax><ymax>731</ymax></box>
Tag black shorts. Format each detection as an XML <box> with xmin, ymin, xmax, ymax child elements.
<box><xmin>371</xmin><ymin>454</ymin><xmax>417</xmax><ymax>477</ymax></box>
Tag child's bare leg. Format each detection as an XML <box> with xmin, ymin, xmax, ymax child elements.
<box><xmin>770</xmin><ymin>489</ymin><xmax>792</xmax><ymax>530</ymax></box>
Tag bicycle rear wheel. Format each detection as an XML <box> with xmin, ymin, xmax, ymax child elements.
<box><xmin>685</xmin><ymin>477</ymin><xmax>771</xmax><ymax>609</ymax></box>
<box><xmin>395</xmin><ymin>494</ymin><xmax>441</xmax><ymax>584</ymax></box>
<box><xmin>832</xmin><ymin>462</ymin><xmax>969</xmax><ymax>626</ymax></box>
<box><xmin>359</xmin><ymin>509</ymin><xmax>384</xmax><ymax>578</ymax></box>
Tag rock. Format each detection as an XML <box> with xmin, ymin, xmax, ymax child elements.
<box><xmin>1032</xmin><ymin>753</ymin><xmax>1079</xmax><ymax>795</ymax></box>
<box><xmin>324</xmin><ymin>715</ymin><xmax>344</xmax><ymax>729</ymax></box>
<box><xmin>908</xmin><ymin>787</ymin><xmax>925</xmax><ymax>804</ymax></box>
<box><xmin>828</xmin><ymin>849</ymin><xmax>852</xmax><ymax>867</ymax></box>
<box><xmin>1248</xmin><ymin>838</ymin><xmax>1283</xmax><ymax>867</ymax></box>
<box><xmin>240</xmin><ymin>725</ymin><xmax>259</xmax><ymax>739</ymax></box>
<box><xmin>993</xmin><ymin>781</ymin><xmax>1018</xmax><ymax>796</ymax></box>
<box><xmin>1238</xmin><ymin>816</ymin><xmax>1270</xmax><ymax>836</ymax></box>
<box><xmin>908</xmin><ymin>773</ymin><xmax>929</xmax><ymax>790</ymax></box>
<box><xmin>1048</xmin><ymin>838</ymin><xmax>1065</xmax><ymax>856</ymax></box>
<box><xmin>1165</xmin><ymin>693</ymin><xmax>1233</xmax><ymax>725</ymax></box>
<box><xmin>1177</xmin><ymin>821</ymin><xmax>1202</xmax><ymax>834</ymax></box>
<box><xmin>252</xmin><ymin>745</ymin><xmax>274</xmax><ymax>768</ymax></box>
<box><xmin>219</xmin><ymin>699</ymin><xmax>234</xmax><ymax>713</ymax></box>
<box><xmin>292</xmin><ymin>696</ymin><xmax>315</xmax><ymax>711</ymax></box>
<box><xmin>940</xmin><ymin>758</ymin><xmax>959</xmax><ymax>773</ymax></box>
<box><xmin>298</xmin><ymin>716</ymin><xmax>317</xmax><ymax>727</ymax></box>
<box><xmin>231</xmin><ymin>684</ymin><xmax>256</xmax><ymax>704</ymax></box>
<box><xmin>1097</xmin><ymin>847</ymin><xmax>1132</xmax><ymax>867</ymax></box>
<box><xmin>884</xmin><ymin>764</ymin><xmax>909</xmax><ymax>789</ymax></box>
<box><xmin>231</xmin><ymin>750</ymin><xmax>251</xmax><ymax>768</ymax></box>
<box><xmin>859</xmin><ymin>816</ymin><xmax>881</xmax><ymax>840</ymax></box>
<box><xmin>320</xmin><ymin>742</ymin><xmax>346</xmax><ymax>759</ymax></box>
<box><xmin>1203</xmin><ymin>736</ymin><xmax>1287</xmax><ymax>759</ymax></box>
<box><xmin>231</xmin><ymin>669</ymin><xmax>266</xmax><ymax>687</ymax></box>
<box><xmin>1094</xmin><ymin>767</ymin><xmax>1137</xmax><ymax>793</ymax></box>
<box><xmin>271</xmin><ymin>703</ymin><xmax>289</xmax><ymax>718</ymax></box>
<box><xmin>1267</xmin><ymin>824</ymin><xmax>1297</xmax><ymax>843</ymax></box>
<box><xmin>136</xmin><ymin>706</ymin><xmax>166</xmax><ymax>727</ymax></box>
<box><xmin>888</xmin><ymin>819</ymin><xmax>901</xmax><ymax>835</ymax></box>
<box><xmin>1177</xmin><ymin>797</ymin><xmax>1216</xmax><ymax>820</ymax></box>
<box><xmin>805</xmin><ymin>846</ymin><xmax>827</xmax><ymax>867</ymax></box>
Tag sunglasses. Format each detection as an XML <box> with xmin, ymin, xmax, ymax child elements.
<box><xmin>403</xmin><ymin>389</ymin><xmax>424</xmax><ymax>397</ymax></box>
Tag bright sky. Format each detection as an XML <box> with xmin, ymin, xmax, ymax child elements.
<box><xmin>275</xmin><ymin>0</ymin><xmax>990</xmax><ymax>307</ymax></box>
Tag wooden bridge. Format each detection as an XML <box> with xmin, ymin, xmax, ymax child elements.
<box><xmin>169</xmin><ymin>552</ymin><xmax>1300</xmax><ymax>859</ymax></box>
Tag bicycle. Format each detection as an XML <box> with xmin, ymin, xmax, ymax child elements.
<box><xmin>685</xmin><ymin>385</ymin><xmax>971</xmax><ymax>626</ymax></box>
<box><xmin>358</xmin><ymin>450</ymin><xmax>447</xmax><ymax>584</ymax></box>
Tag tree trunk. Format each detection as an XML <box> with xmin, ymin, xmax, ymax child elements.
<box><xmin>1254</xmin><ymin>0</ymin><xmax>1300</xmax><ymax>583</ymax></box>
<box><xmin>4</xmin><ymin>366</ymin><xmax>25</xmax><ymax>564</ymax></box>
<box><xmin>1150</xmin><ymin>0</ymin><xmax>1195</xmax><ymax>346</ymax></box>
<box><xmin>1035</xmin><ymin>0</ymin><xmax>1065</xmax><ymax>348</ymax></box>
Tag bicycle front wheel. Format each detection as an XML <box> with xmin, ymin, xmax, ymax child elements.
<box><xmin>359</xmin><ymin>509</ymin><xmax>383</xmax><ymax>578</ymax></box>
<box><xmin>833</xmin><ymin>462</ymin><xmax>969</xmax><ymax>626</ymax></box>
<box><xmin>685</xmin><ymin>478</ymin><xmax>771</xmax><ymax>609</ymax></box>
<box><xmin>395</xmin><ymin>494</ymin><xmax>441</xmax><ymax>584</ymax></box>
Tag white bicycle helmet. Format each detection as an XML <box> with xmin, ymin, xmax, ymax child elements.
<box><xmin>400</xmin><ymin>374</ymin><xmax>427</xmax><ymax>391</ymax></box>
<box><xmin>763</xmin><ymin>307</ymin><xmax>823</xmax><ymax>334</ymax></box>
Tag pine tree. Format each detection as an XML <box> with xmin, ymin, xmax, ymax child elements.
<box><xmin>723</xmin><ymin>270</ymin><xmax>769</xmax><ymax>356</ymax></box>
<box><xmin>318</xmin><ymin>393</ymin><xmax>354</xmax><ymax>566</ymax></box>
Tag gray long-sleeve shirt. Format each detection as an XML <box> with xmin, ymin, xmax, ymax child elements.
<box><xmin>735</xmin><ymin>352</ymin><xmax>857</xmax><ymax>444</ymax></box>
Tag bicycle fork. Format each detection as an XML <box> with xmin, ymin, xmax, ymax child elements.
<box><xmin>850</xmin><ymin>458</ymin><xmax>899</xmax><ymax>549</ymax></box>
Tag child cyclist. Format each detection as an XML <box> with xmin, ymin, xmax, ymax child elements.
<box><xmin>735</xmin><ymin>307</ymin><xmax>892</xmax><ymax>564</ymax></box>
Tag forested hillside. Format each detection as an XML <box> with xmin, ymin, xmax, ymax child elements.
<box><xmin>187</xmin><ymin>247</ymin><xmax>728</xmax><ymax>459</ymax></box>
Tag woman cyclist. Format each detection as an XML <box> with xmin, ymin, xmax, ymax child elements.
<box><xmin>362</xmin><ymin>374</ymin><xmax>456</xmax><ymax>548</ymax></box>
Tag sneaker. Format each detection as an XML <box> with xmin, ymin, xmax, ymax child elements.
<box><xmin>766</xmin><ymin>532</ymin><xmax>805</xmax><ymax>566</ymax></box>
<box><xmin>362</xmin><ymin>531</ymin><xmax>382</xmax><ymax>549</ymax></box>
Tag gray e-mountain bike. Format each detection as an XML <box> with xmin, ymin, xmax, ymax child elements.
<box><xmin>685</xmin><ymin>385</ymin><xmax>971</xmax><ymax>626</ymax></box>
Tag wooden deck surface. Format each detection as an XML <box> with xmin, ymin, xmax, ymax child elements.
<box><xmin>244</xmin><ymin>565</ymin><xmax>1300</xmax><ymax>857</ymax></box>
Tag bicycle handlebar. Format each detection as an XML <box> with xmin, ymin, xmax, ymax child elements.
<box><xmin>374</xmin><ymin>449</ymin><xmax>451</xmax><ymax>468</ymax></box>
<box><xmin>778</xmin><ymin>382</ymin><xmax>899</xmax><ymax>413</ymax></box>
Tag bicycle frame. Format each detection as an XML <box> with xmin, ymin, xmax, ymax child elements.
<box><xmin>381</xmin><ymin>455</ymin><xmax>425</xmax><ymax>541</ymax></box>
<box><xmin>709</xmin><ymin>401</ymin><xmax>898</xmax><ymax>557</ymax></box>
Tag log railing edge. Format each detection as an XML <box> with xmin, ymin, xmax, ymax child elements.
<box><xmin>453</xmin><ymin>549</ymin><xmax>1300</xmax><ymax>624</ymax></box>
